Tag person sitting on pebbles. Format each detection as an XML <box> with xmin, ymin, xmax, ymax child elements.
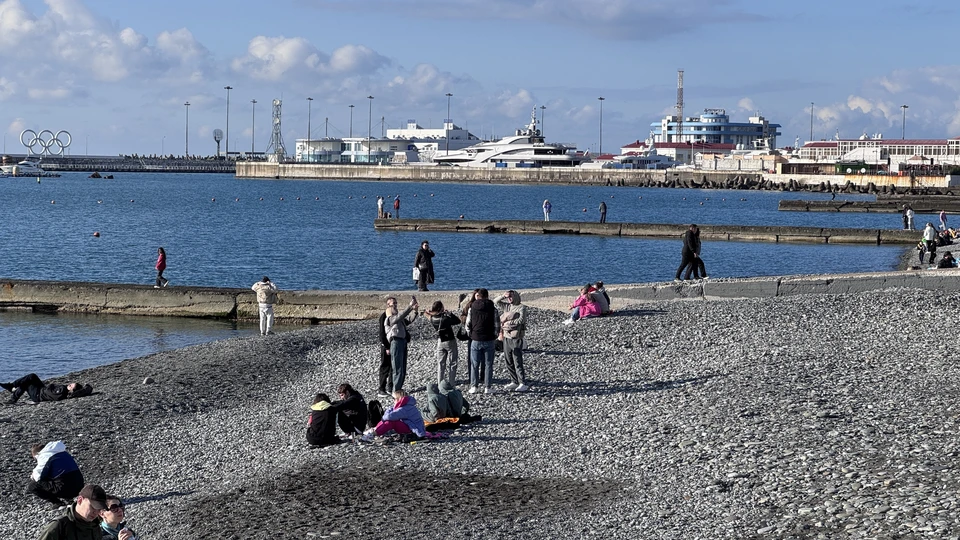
<box><xmin>421</xmin><ymin>382</ymin><xmax>452</xmax><ymax>423</ymax></box>
<box><xmin>562</xmin><ymin>284</ymin><xmax>602</xmax><ymax>326</ymax></box>
<box><xmin>332</xmin><ymin>383</ymin><xmax>367</xmax><ymax>438</ymax></box>
<box><xmin>363</xmin><ymin>390</ymin><xmax>426</xmax><ymax>441</ymax></box>
<box><xmin>2</xmin><ymin>373</ymin><xmax>93</xmax><ymax>405</ymax></box>
<box><xmin>28</xmin><ymin>441</ymin><xmax>85</xmax><ymax>507</ymax></box>
<box><xmin>306</xmin><ymin>393</ymin><xmax>344</xmax><ymax>447</ymax></box>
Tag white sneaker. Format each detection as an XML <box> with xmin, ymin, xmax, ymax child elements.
<box><xmin>361</xmin><ymin>432</ymin><xmax>374</xmax><ymax>442</ymax></box>
<box><xmin>468</xmin><ymin>386</ymin><xmax>478</xmax><ymax>394</ymax></box>
<box><xmin>153</xmin><ymin>285</ymin><xmax>161</xmax><ymax>289</ymax></box>
<box><xmin>504</xmin><ymin>382</ymin><xmax>518</xmax><ymax>391</ymax></box>
<box><xmin>484</xmin><ymin>387</ymin><xmax>494</xmax><ymax>394</ymax></box>
<box><xmin>562</xmin><ymin>319</ymin><xmax>574</xmax><ymax>326</ymax></box>
<box><xmin>515</xmin><ymin>384</ymin><xmax>529</xmax><ymax>392</ymax></box>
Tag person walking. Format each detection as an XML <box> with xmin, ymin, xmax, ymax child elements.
<box><xmin>940</xmin><ymin>209</ymin><xmax>948</xmax><ymax>231</ymax></box>
<box><xmin>674</xmin><ymin>224</ymin><xmax>701</xmax><ymax>281</ymax></box>
<box><xmin>465</xmin><ymin>288</ymin><xmax>500</xmax><ymax>394</ymax></box>
<box><xmin>542</xmin><ymin>199</ymin><xmax>552</xmax><ymax>221</ymax></box>
<box><xmin>413</xmin><ymin>240</ymin><xmax>435</xmax><ymax>292</ymax></box>
<box><xmin>599</xmin><ymin>200</ymin><xmax>607</xmax><ymax>223</ymax></box>
<box><xmin>251</xmin><ymin>276</ymin><xmax>279</xmax><ymax>336</ymax></box>
<box><xmin>923</xmin><ymin>222</ymin><xmax>938</xmax><ymax>264</ymax></box>
<box><xmin>154</xmin><ymin>247</ymin><xmax>169</xmax><ymax>288</ymax></box>
<box><xmin>494</xmin><ymin>290</ymin><xmax>529</xmax><ymax>392</ymax></box>
<box><xmin>383</xmin><ymin>296</ymin><xmax>418</xmax><ymax>392</ymax></box>
<box><xmin>393</xmin><ymin>195</ymin><xmax>401</xmax><ymax>219</ymax></box>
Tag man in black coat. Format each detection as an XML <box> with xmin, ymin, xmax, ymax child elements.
<box><xmin>2</xmin><ymin>374</ymin><xmax>93</xmax><ymax>404</ymax></box>
<box><xmin>674</xmin><ymin>224</ymin><xmax>701</xmax><ymax>281</ymax></box>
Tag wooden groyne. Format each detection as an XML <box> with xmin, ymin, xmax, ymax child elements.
<box><xmin>779</xmin><ymin>198</ymin><xmax>960</xmax><ymax>213</ymax></box>
<box><xmin>374</xmin><ymin>218</ymin><xmax>919</xmax><ymax>245</ymax></box>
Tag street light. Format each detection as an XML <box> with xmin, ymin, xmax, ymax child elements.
<box><xmin>445</xmin><ymin>92</ymin><xmax>453</xmax><ymax>155</ymax></box>
<box><xmin>251</xmin><ymin>99</ymin><xmax>257</xmax><ymax>154</ymax></box>
<box><xmin>901</xmin><ymin>104</ymin><xmax>909</xmax><ymax>140</ymax></box>
<box><xmin>810</xmin><ymin>102</ymin><xmax>814</xmax><ymax>142</ymax></box>
<box><xmin>307</xmin><ymin>97</ymin><xmax>313</xmax><ymax>142</ymax></box>
<box><xmin>540</xmin><ymin>105</ymin><xmax>546</xmax><ymax>137</ymax></box>
<box><xmin>597</xmin><ymin>97</ymin><xmax>605</xmax><ymax>156</ymax></box>
<box><xmin>184</xmin><ymin>102</ymin><xmax>190</xmax><ymax>156</ymax></box>
<box><xmin>348</xmin><ymin>104</ymin><xmax>354</xmax><ymax>137</ymax></box>
<box><xmin>224</xmin><ymin>85</ymin><xmax>233</xmax><ymax>159</ymax></box>
<box><xmin>367</xmin><ymin>95</ymin><xmax>374</xmax><ymax>163</ymax></box>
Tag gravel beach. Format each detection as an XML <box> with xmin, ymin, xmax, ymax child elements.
<box><xmin>2</xmin><ymin>286</ymin><xmax>960</xmax><ymax>539</ymax></box>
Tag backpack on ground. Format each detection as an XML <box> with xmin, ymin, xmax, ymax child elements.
<box><xmin>367</xmin><ymin>400</ymin><xmax>385</xmax><ymax>428</ymax></box>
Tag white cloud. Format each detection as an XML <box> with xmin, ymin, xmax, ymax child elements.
<box><xmin>6</xmin><ymin>117</ymin><xmax>25</xmax><ymax>135</ymax></box>
<box><xmin>496</xmin><ymin>88</ymin><xmax>534</xmax><ymax>118</ymax></box>
<box><xmin>737</xmin><ymin>97</ymin><xmax>756</xmax><ymax>112</ymax></box>
<box><xmin>27</xmin><ymin>87</ymin><xmax>71</xmax><ymax>100</ymax></box>
<box><xmin>231</xmin><ymin>36</ymin><xmax>388</xmax><ymax>81</ymax></box>
<box><xmin>0</xmin><ymin>76</ymin><xmax>16</xmax><ymax>100</ymax></box>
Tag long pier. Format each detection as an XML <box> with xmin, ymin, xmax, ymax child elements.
<box><xmin>373</xmin><ymin>218</ymin><xmax>919</xmax><ymax>245</ymax></box>
<box><xmin>779</xmin><ymin>198</ymin><xmax>960</xmax><ymax>213</ymax></box>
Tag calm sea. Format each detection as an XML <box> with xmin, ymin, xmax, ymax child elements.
<box><xmin>0</xmin><ymin>172</ymin><xmax>919</xmax><ymax>379</ymax></box>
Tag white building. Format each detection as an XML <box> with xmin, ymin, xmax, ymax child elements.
<box><xmin>796</xmin><ymin>136</ymin><xmax>960</xmax><ymax>171</ymax></box>
<box><xmin>650</xmin><ymin>109</ymin><xmax>781</xmax><ymax>150</ymax></box>
<box><xmin>385</xmin><ymin>119</ymin><xmax>480</xmax><ymax>162</ymax></box>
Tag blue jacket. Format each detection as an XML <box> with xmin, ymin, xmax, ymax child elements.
<box><xmin>32</xmin><ymin>441</ymin><xmax>80</xmax><ymax>482</ymax></box>
<box><xmin>381</xmin><ymin>396</ymin><xmax>426</xmax><ymax>437</ymax></box>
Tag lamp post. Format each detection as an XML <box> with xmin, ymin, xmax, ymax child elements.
<box><xmin>251</xmin><ymin>99</ymin><xmax>257</xmax><ymax>154</ymax></box>
<box><xmin>307</xmin><ymin>97</ymin><xmax>313</xmax><ymax>142</ymax></box>
<box><xmin>445</xmin><ymin>92</ymin><xmax>453</xmax><ymax>155</ymax></box>
<box><xmin>809</xmin><ymin>102</ymin><xmax>814</xmax><ymax>142</ymax></box>
<box><xmin>901</xmin><ymin>104</ymin><xmax>909</xmax><ymax>140</ymax></box>
<box><xmin>597</xmin><ymin>97</ymin><xmax>605</xmax><ymax>156</ymax></box>
<box><xmin>184</xmin><ymin>101</ymin><xmax>190</xmax><ymax>156</ymax></box>
<box><xmin>540</xmin><ymin>105</ymin><xmax>546</xmax><ymax>137</ymax></box>
<box><xmin>367</xmin><ymin>95</ymin><xmax>374</xmax><ymax>163</ymax></box>
<box><xmin>224</xmin><ymin>86</ymin><xmax>233</xmax><ymax>159</ymax></box>
<box><xmin>348</xmin><ymin>104</ymin><xmax>354</xmax><ymax>137</ymax></box>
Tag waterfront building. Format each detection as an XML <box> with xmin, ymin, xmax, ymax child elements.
<box><xmin>795</xmin><ymin>135</ymin><xmax>960</xmax><ymax>172</ymax></box>
<box><xmin>294</xmin><ymin>119</ymin><xmax>480</xmax><ymax>164</ymax></box>
<box><xmin>385</xmin><ymin>119</ymin><xmax>480</xmax><ymax>163</ymax></box>
<box><xmin>650</xmin><ymin>109</ymin><xmax>781</xmax><ymax>150</ymax></box>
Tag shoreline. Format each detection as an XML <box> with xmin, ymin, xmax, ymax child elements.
<box><xmin>2</xmin><ymin>286</ymin><xmax>960</xmax><ymax>537</ymax></box>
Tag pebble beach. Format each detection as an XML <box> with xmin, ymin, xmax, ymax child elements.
<box><xmin>2</xmin><ymin>285</ymin><xmax>959</xmax><ymax>539</ymax></box>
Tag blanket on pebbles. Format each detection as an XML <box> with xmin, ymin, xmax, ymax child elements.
<box><xmin>1</xmin><ymin>288</ymin><xmax>960</xmax><ymax>538</ymax></box>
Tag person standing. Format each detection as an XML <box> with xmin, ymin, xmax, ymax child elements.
<box><xmin>901</xmin><ymin>205</ymin><xmax>909</xmax><ymax>230</ymax></box>
<box><xmin>940</xmin><ymin>209</ymin><xmax>948</xmax><ymax>231</ymax></box>
<box><xmin>599</xmin><ymin>200</ymin><xmax>607</xmax><ymax>223</ymax></box>
<box><xmin>37</xmin><ymin>484</ymin><xmax>107</xmax><ymax>540</ymax></box>
<box><xmin>923</xmin><ymin>222</ymin><xmax>938</xmax><ymax>264</ymax></box>
<box><xmin>413</xmin><ymin>240</ymin><xmax>435</xmax><ymax>292</ymax></box>
<box><xmin>377</xmin><ymin>196</ymin><xmax>384</xmax><ymax>219</ymax></box>
<box><xmin>542</xmin><ymin>199</ymin><xmax>552</xmax><ymax>221</ymax></box>
<box><xmin>906</xmin><ymin>206</ymin><xmax>915</xmax><ymax>230</ymax></box>
<box><xmin>377</xmin><ymin>307</ymin><xmax>393</xmax><ymax>398</ymax></box>
<box><xmin>393</xmin><ymin>195</ymin><xmax>401</xmax><ymax>219</ymax></box>
<box><xmin>251</xmin><ymin>276</ymin><xmax>279</xmax><ymax>336</ymax></box>
<box><xmin>154</xmin><ymin>247</ymin><xmax>169</xmax><ymax>288</ymax></box>
<box><xmin>425</xmin><ymin>301</ymin><xmax>461</xmax><ymax>385</ymax></box>
<box><xmin>27</xmin><ymin>441</ymin><xmax>85</xmax><ymax>507</ymax></box>
<box><xmin>383</xmin><ymin>296</ymin><xmax>418</xmax><ymax>392</ymax></box>
<box><xmin>674</xmin><ymin>224</ymin><xmax>701</xmax><ymax>281</ymax></box>
<box><xmin>494</xmin><ymin>290</ymin><xmax>528</xmax><ymax>392</ymax></box>
<box><xmin>465</xmin><ymin>288</ymin><xmax>500</xmax><ymax>394</ymax></box>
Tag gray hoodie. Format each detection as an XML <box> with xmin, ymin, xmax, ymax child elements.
<box><xmin>438</xmin><ymin>380</ymin><xmax>466</xmax><ymax>418</ymax></box>
<box><xmin>422</xmin><ymin>382</ymin><xmax>452</xmax><ymax>422</ymax></box>
<box><xmin>494</xmin><ymin>290</ymin><xmax>527</xmax><ymax>340</ymax></box>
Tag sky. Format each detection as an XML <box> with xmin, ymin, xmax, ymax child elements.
<box><xmin>1</xmin><ymin>0</ymin><xmax>958</xmax><ymax>157</ymax></box>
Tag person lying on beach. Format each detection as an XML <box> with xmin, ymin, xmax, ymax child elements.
<box><xmin>421</xmin><ymin>382</ymin><xmax>452</xmax><ymax>423</ymax></box>
<box><xmin>27</xmin><ymin>441</ymin><xmax>85</xmax><ymax>507</ymax></box>
<box><xmin>362</xmin><ymin>390</ymin><xmax>426</xmax><ymax>441</ymax></box>
<box><xmin>2</xmin><ymin>373</ymin><xmax>93</xmax><ymax>404</ymax></box>
<box><xmin>306</xmin><ymin>393</ymin><xmax>344</xmax><ymax>447</ymax></box>
<box><xmin>100</xmin><ymin>494</ymin><xmax>138</xmax><ymax>540</ymax></box>
<box><xmin>332</xmin><ymin>383</ymin><xmax>367</xmax><ymax>437</ymax></box>
<box><xmin>562</xmin><ymin>285</ymin><xmax>602</xmax><ymax>326</ymax></box>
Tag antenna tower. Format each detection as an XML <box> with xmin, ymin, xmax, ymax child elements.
<box><xmin>676</xmin><ymin>69</ymin><xmax>684</xmax><ymax>144</ymax></box>
<box><xmin>265</xmin><ymin>99</ymin><xmax>286</xmax><ymax>162</ymax></box>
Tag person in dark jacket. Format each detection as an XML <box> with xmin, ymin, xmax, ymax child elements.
<box><xmin>377</xmin><ymin>308</ymin><xmax>393</xmax><ymax>398</ymax></box>
<box><xmin>425</xmin><ymin>300</ymin><xmax>461</xmax><ymax>385</ymax></box>
<box><xmin>306</xmin><ymin>393</ymin><xmax>343</xmax><ymax>447</ymax></box>
<box><xmin>599</xmin><ymin>200</ymin><xmax>607</xmax><ymax>223</ymax></box>
<box><xmin>37</xmin><ymin>484</ymin><xmax>107</xmax><ymax>540</ymax></box>
<box><xmin>674</xmin><ymin>224</ymin><xmax>701</xmax><ymax>281</ymax></box>
<box><xmin>27</xmin><ymin>441</ymin><xmax>85</xmax><ymax>506</ymax></box>
<box><xmin>333</xmin><ymin>383</ymin><xmax>367</xmax><ymax>437</ymax></box>
<box><xmin>413</xmin><ymin>240</ymin><xmax>435</xmax><ymax>291</ymax></box>
<box><xmin>465</xmin><ymin>288</ymin><xmax>500</xmax><ymax>395</ymax></box>
<box><xmin>99</xmin><ymin>494</ymin><xmax>137</xmax><ymax>540</ymax></box>
<box><xmin>3</xmin><ymin>374</ymin><xmax>93</xmax><ymax>404</ymax></box>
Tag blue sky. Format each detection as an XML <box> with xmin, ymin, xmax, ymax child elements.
<box><xmin>1</xmin><ymin>0</ymin><xmax>957</xmax><ymax>156</ymax></box>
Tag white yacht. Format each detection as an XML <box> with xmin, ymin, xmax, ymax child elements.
<box><xmin>0</xmin><ymin>157</ymin><xmax>56</xmax><ymax>176</ymax></box>
<box><xmin>433</xmin><ymin>108</ymin><xmax>586</xmax><ymax>168</ymax></box>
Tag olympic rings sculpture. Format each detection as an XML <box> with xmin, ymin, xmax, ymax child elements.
<box><xmin>20</xmin><ymin>129</ymin><xmax>72</xmax><ymax>156</ymax></box>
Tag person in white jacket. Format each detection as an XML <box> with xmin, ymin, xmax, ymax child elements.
<box><xmin>28</xmin><ymin>441</ymin><xmax>85</xmax><ymax>506</ymax></box>
<box><xmin>251</xmin><ymin>276</ymin><xmax>279</xmax><ymax>336</ymax></box>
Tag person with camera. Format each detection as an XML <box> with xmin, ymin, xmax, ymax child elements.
<box><xmin>424</xmin><ymin>300</ymin><xmax>462</xmax><ymax>385</ymax></box>
<box><xmin>383</xmin><ymin>295</ymin><xmax>419</xmax><ymax>392</ymax></box>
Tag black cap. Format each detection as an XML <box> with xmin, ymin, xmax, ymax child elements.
<box><xmin>79</xmin><ymin>484</ymin><xmax>107</xmax><ymax>508</ymax></box>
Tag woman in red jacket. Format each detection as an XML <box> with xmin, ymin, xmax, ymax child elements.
<box><xmin>155</xmin><ymin>247</ymin><xmax>169</xmax><ymax>288</ymax></box>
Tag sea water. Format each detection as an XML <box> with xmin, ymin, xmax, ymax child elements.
<box><xmin>0</xmin><ymin>172</ymin><xmax>918</xmax><ymax>378</ymax></box>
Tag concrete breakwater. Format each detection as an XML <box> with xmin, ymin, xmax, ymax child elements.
<box><xmin>374</xmin><ymin>218</ymin><xmax>919</xmax><ymax>245</ymax></box>
<box><xmin>1</xmin><ymin>270</ymin><xmax>957</xmax><ymax>323</ymax></box>
<box><xmin>236</xmin><ymin>162</ymin><xmax>957</xmax><ymax>192</ymax></box>
<box><xmin>779</xmin><ymin>199</ymin><xmax>960</xmax><ymax>213</ymax></box>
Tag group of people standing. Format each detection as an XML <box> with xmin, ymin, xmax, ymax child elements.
<box><xmin>376</xmin><ymin>195</ymin><xmax>401</xmax><ymax>219</ymax></box>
